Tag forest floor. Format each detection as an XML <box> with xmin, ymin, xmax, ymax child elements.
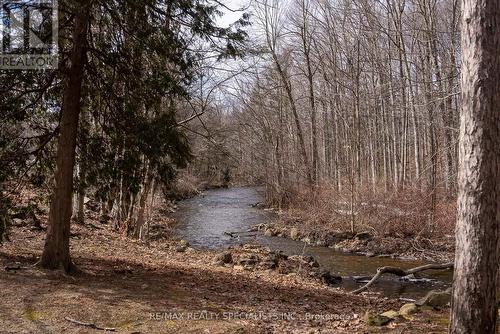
<box><xmin>0</xmin><ymin>218</ymin><xmax>453</xmax><ymax>334</ymax></box>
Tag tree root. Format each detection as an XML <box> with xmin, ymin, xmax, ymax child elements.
<box><xmin>351</xmin><ymin>262</ymin><xmax>454</xmax><ymax>294</ymax></box>
<box><xmin>65</xmin><ymin>317</ymin><xmax>116</xmax><ymax>331</ymax></box>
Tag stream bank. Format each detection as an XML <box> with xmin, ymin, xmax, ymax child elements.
<box><xmin>172</xmin><ymin>186</ymin><xmax>453</xmax><ymax>299</ymax></box>
<box><xmin>0</xmin><ymin>185</ymin><xmax>456</xmax><ymax>333</ymax></box>
<box><xmin>255</xmin><ymin>218</ymin><xmax>454</xmax><ymax>263</ymax></box>
<box><xmin>0</xmin><ymin>219</ymin><xmax>453</xmax><ymax>333</ymax></box>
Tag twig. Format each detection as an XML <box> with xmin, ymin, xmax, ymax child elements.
<box><xmin>351</xmin><ymin>262</ymin><xmax>454</xmax><ymax>294</ymax></box>
<box><xmin>64</xmin><ymin>317</ymin><xmax>116</xmax><ymax>331</ymax></box>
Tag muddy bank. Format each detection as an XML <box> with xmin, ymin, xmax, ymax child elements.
<box><xmin>255</xmin><ymin>216</ymin><xmax>454</xmax><ymax>263</ymax></box>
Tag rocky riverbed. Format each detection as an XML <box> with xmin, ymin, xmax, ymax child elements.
<box><xmin>211</xmin><ymin>244</ymin><xmax>342</xmax><ymax>286</ymax></box>
<box><xmin>254</xmin><ymin>220</ymin><xmax>454</xmax><ymax>263</ymax></box>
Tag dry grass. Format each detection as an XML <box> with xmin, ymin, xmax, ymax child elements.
<box><xmin>267</xmin><ymin>184</ymin><xmax>456</xmax><ymax>261</ymax></box>
<box><xmin>281</xmin><ymin>184</ymin><xmax>455</xmax><ymax>239</ymax></box>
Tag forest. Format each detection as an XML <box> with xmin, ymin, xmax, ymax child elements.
<box><xmin>0</xmin><ymin>0</ymin><xmax>498</xmax><ymax>333</ymax></box>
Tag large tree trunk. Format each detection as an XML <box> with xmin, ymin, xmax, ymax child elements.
<box><xmin>450</xmin><ymin>1</ymin><xmax>500</xmax><ymax>332</ymax></box>
<box><xmin>40</xmin><ymin>4</ymin><xmax>90</xmax><ymax>272</ymax></box>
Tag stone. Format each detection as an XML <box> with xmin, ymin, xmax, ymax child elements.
<box><xmin>248</xmin><ymin>225</ymin><xmax>259</xmax><ymax>232</ymax></box>
<box><xmin>259</xmin><ymin>260</ymin><xmax>277</xmax><ymax>269</ymax></box>
<box><xmin>319</xmin><ymin>270</ymin><xmax>342</xmax><ymax>286</ymax></box>
<box><xmin>5</xmin><ymin>262</ymin><xmax>22</xmax><ymax>271</ymax></box>
<box><xmin>314</xmin><ymin>240</ymin><xmax>327</xmax><ymax>247</ymax></box>
<box><xmin>179</xmin><ymin>239</ymin><xmax>190</xmax><ymax>247</ymax></box>
<box><xmin>251</xmin><ymin>202</ymin><xmax>266</xmax><ymax>209</ymax></box>
<box><xmin>264</xmin><ymin>228</ymin><xmax>277</xmax><ymax>237</ymax></box>
<box><xmin>242</xmin><ymin>244</ymin><xmax>261</xmax><ymax>250</ymax></box>
<box><xmin>213</xmin><ymin>252</ymin><xmax>232</xmax><ymax>265</ymax></box>
<box><xmin>300</xmin><ymin>237</ymin><xmax>312</xmax><ymax>244</ymax></box>
<box><xmin>12</xmin><ymin>218</ymin><xmax>23</xmax><ymax>226</ymax></box>
<box><xmin>310</xmin><ymin>259</ymin><xmax>320</xmax><ymax>268</ymax></box>
<box><xmin>416</xmin><ymin>290</ymin><xmax>451</xmax><ymax>308</ymax></box>
<box><xmin>289</xmin><ymin>227</ymin><xmax>299</xmax><ymax>240</ymax></box>
<box><xmin>399</xmin><ymin>303</ymin><xmax>418</xmax><ymax>318</ymax></box>
<box><xmin>324</xmin><ymin>231</ymin><xmax>355</xmax><ymax>246</ymax></box>
<box><xmin>259</xmin><ymin>254</ymin><xmax>278</xmax><ymax>269</ymax></box>
<box><xmin>175</xmin><ymin>245</ymin><xmax>187</xmax><ymax>253</ymax></box>
<box><xmin>355</xmin><ymin>231</ymin><xmax>373</xmax><ymax>241</ymax></box>
<box><xmin>237</xmin><ymin>254</ymin><xmax>258</xmax><ymax>266</ymax></box>
<box><xmin>254</xmin><ymin>224</ymin><xmax>267</xmax><ymax>231</ymax></box>
<box><xmin>380</xmin><ymin>310</ymin><xmax>399</xmax><ymax>319</ymax></box>
<box><xmin>363</xmin><ymin>311</ymin><xmax>391</xmax><ymax>326</ymax></box>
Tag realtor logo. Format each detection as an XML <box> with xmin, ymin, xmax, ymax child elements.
<box><xmin>0</xmin><ymin>0</ymin><xmax>58</xmax><ymax>70</ymax></box>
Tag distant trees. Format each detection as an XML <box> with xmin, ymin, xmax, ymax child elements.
<box><xmin>234</xmin><ymin>0</ymin><xmax>461</xmax><ymax>222</ymax></box>
<box><xmin>449</xmin><ymin>0</ymin><xmax>499</xmax><ymax>332</ymax></box>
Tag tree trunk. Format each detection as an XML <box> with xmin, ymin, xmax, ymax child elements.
<box><xmin>272</xmin><ymin>52</ymin><xmax>313</xmax><ymax>188</ymax></box>
<box><xmin>40</xmin><ymin>4</ymin><xmax>89</xmax><ymax>272</ymax></box>
<box><xmin>450</xmin><ymin>1</ymin><xmax>500</xmax><ymax>332</ymax></box>
<box><xmin>135</xmin><ymin>171</ymin><xmax>152</xmax><ymax>240</ymax></box>
<box><xmin>299</xmin><ymin>1</ymin><xmax>319</xmax><ymax>185</ymax></box>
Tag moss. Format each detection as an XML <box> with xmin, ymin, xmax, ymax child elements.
<box><xmin>164</xmin><ymin>320</ymin><xmax>178</xmax><ymax>328</ymax></box>
<box><xmin>399</xmin><ymin>303</ymin><xmax>419</xmax><ymax>319</ymax></box>
<box><xmin>363</xmin><ymin>311</ymin><xmax>391</xmax><ymax>326</ymax></box>
<box><xmin>432</xmin><ymin>315</ymin><xmax>450</xmax><ymax>326</ymax></box>
<box><xmin>380</xmin><ymin>310</ymin><xmax>399</xmax><ymax>319</ymax></box>
<box><xmin>24</xmin><ymin>309</ymin><xmax>41</xmax><ymax>321</ymax></box>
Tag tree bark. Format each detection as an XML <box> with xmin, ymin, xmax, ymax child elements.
<box><xmin>450</xmin><ymin>1</ymin><xmax>500</xmax><ymax>332</ymax></box>
<box><xmin>40</xmin><ymin>3</ymin><xmax>90</xmax><ymax>272</ymax></box>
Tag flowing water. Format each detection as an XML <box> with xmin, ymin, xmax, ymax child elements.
<box><xmin>173</xmin><ymin>186</ymin><xmax>452</xmax><ymax>299</ymax></box>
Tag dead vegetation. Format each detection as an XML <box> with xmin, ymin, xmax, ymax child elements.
<box><xmin>0</xmin><ymin>218</ymin><xmax>452</xmax><ymax>333</ymax></box>
<box><xmin>264</xmin><ymin>185</ymin><xmax>456</xmax><ymax>262</ymax></box>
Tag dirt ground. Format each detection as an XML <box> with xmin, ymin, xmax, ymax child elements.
<box><xmin>0</xmin><ymin>222</ymin><xmax>451</xmax><ymax>333</ymax></box>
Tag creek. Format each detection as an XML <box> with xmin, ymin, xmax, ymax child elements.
<box><xmin>173</xmin><ymin>186</ymin><xmax>452</xmax><ymax>299</ymax></box>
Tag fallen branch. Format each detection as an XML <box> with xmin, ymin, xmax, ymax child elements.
<box><xmin>351</xmin><ymin>262</ymin><xmax>454</xmax><ymax>294</ymax></box>
<box><xmin>65</xmin><ymin>317</ymin><xmax>116</xmax><ymax>332</ymax></box>
<box><xmin>224</xmin><ymin>231</ymin><xmax>258</xmax><ymax>238</ymax></box>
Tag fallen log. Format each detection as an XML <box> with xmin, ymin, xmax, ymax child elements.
<box><xmin>65</xmin><ymin>317</ymin><xmax>116</xmax><ymax>331</ymax></box>
<box><xmin>351</xmin><ymin>262</ymin><xmax>454</xmax><ymax>294</ymax></box>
